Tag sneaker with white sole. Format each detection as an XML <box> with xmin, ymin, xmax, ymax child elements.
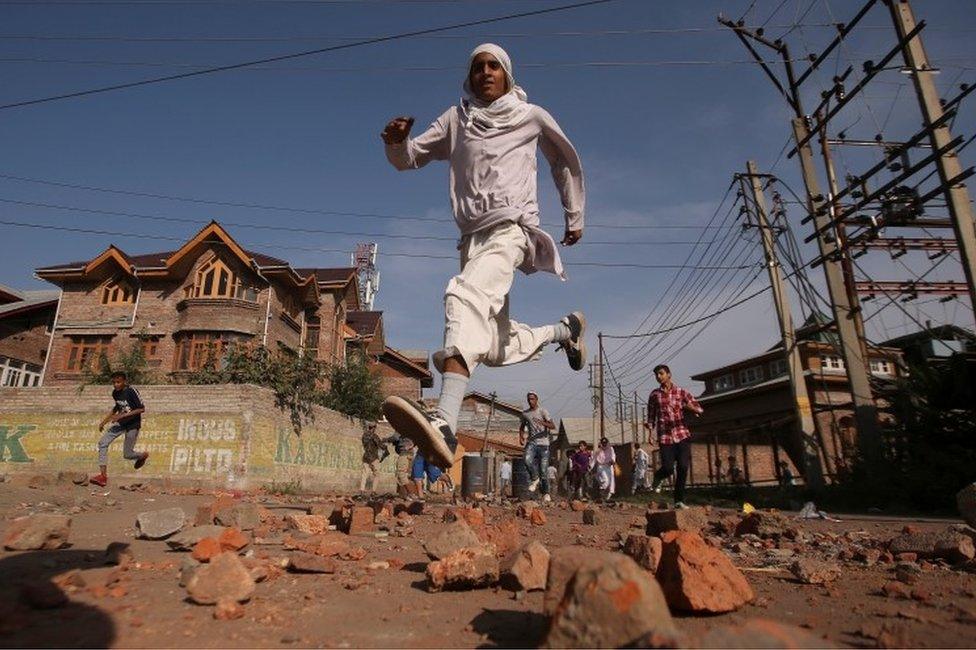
<box><xmin>527</xmin><ymin>478</ymin><xmax>540</xmax><ymax>493</ymax></box>
<box><xmin>542</xmin><ymin>493</ymin><xmax>552</xmax><ymax>503</ymax></box>
<box><xmin>558</xmin><ymin>311</ymin><xmax>587</xmax><ymax>371</ymax></box>
<box><xmin>381</xmin><ymin>396</ymin><xmax>457</xmax><ymax>469</ymax></box>
<box><xmin>674</xmin><ymin>501</ymin><xmax>689</xmax><ymax>510</ymax></box>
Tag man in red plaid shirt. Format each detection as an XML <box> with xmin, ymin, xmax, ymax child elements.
<box><xmin>643</xmin><ymin>364</ymin><xmax>703</xmax><ymax>508</ymax></box>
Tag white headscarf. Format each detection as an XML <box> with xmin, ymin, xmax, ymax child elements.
<box><xmin>460</xmin><ymin>43</ymin><xmax>532</xmax><ymax>131</ymax></box>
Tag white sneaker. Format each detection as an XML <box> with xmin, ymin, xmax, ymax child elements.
<box><xmin>527</xmin><ymin>478</ymin><xmax>540</xmax><ymax>493</ymax></box>
<box><xmin>675</xmin><ymin>501</ymin><xmax>688</xmax><ymax>510</ymax></box>
<box><xmin>542</xmin><ymin>493</ymin><xmax>552</xmax><ymax>503</ymax></box>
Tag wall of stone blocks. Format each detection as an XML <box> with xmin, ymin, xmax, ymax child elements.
<box><xmin>0</xmin><ymin>384</ymin><xmax>395</xmax><ymax>493</ymax></box>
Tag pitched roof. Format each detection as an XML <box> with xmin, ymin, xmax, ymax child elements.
<box><xmin>380</xmin><ymin>345</ymin><xmax>433</xmax><ymax>384</ymax></box>
<box><xmin>36</xmin><ymin>247</ymin><xmax>288</xmax><ymax>273</ymax></box>
<box><xmin>346</xmin><ymin>310</ymin><xmax>382</xmax><ymax>337</ymax></box>
<box><xmin>0</xmin><ymin>289</ymin><xmax>59</xmax><ymax>320</ymax></box>
<box><xmin>881</xmin><ymin>324</ymin><xmax>976</xmax><ymax>347</ymax></box>
<box><xmin>295</xmin><ymin>267</ymin><xmax>357</xmax><ymax>285</ymax></box>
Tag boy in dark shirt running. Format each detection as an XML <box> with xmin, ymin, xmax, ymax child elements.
<box><xmin>90</xmin><ymin>371</ymin><xmax>148</xmax><ymax>487</ymax></box>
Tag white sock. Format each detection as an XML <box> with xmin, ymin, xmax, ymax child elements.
<box><xmin>436</xmin><ymin>372</ymin><xmax>468</xmax><ymax>433</ymax></box>
<box><xmin>552</xmin><ymin>320</ymin><xmax>572</xmax><ymax>342</ymax></box>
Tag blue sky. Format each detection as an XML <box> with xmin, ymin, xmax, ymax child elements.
<box><xmin>1</xmin><ymin>0</ymin><xmax>974</xmax><ymax>418</ymax></box>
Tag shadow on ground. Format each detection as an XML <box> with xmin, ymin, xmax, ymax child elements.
<box><xmin>470</xmin><ymin>607</ymin><xmax>547</xmax><ymax>649</ymax></box>
<box><xmin>0</xmin><ymin>549</ymin><xmax>116</xmax><ymax>648</ymax></box>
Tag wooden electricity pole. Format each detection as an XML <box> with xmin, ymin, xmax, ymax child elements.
<box><xmin>598</xmin><ymin>332</ymin><xmax>605</xmax><ymax>440</ymax></box>
<box><xmin>740</xmin><ymin>162</ymin><xmax>824</xmax><ymax>486</ymax></box>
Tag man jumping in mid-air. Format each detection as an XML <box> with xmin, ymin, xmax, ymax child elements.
<box><xmin>380</xmin><ymin>43</ymin><xmax>586</xmax><ymax>469</ymax></box>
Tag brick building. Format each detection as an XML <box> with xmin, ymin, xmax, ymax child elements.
<box><xmin>0</xmin><ymin>284</ymin><xmax>58</xmax><ymax>387</ymax></box>
<box><xmin>30</xmin><ymin>221</ymin><xmax>431</xmax><ymax>398</ymax></box>
<box><xmin>686</xmin><ymin>316</ymin><xmax>904</xmax><ymax>486</ymax></box>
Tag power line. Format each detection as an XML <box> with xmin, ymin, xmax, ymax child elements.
<box><xmin>0</xmin><ymin>217</ymin><xmax>755</xmax><ymax>270</ymax></box>
<box><xmin>0</xmin><ymin>57</ymin><xmax>822</xmax><ymax>71</ymax></box>
<box><xmin>0</xmin><ymin>172</ymin><xmax>732</xmax><ymax>231</ymax></box>
<box><xmin>0</xmin><ymin>196</ymin><xmax>729</xmax><ymax>246</ymax></box>
<box><xmin>0</xmin><ymin>0</ymin><xmax>616</xmax><ymax>111</ymax></box>
<box><xmin>0</xmin><ymin>26</ymin><xmax>828</xmax><ymax>43</ymax></box>
<box><xmin>605</xmin><ymin>182</ymin><xmax>739</xmax><ymax>357</ymax></box>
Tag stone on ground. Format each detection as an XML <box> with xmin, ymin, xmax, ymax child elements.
<box><xmin>582</xmin><ymin>508</ymin><xmax>598</xmax><ymax>525</ymax></box>
<box><xmin>423</xmin><ymin>520</ymin><xmax>484</xmax><ymax>560</ymax></box>
<box><xmin>284</xmin><ymin>514</ymin><xmax>331</xmax><ymax>535</ymax></box>
<box><xmin>958</xmin><ymin>483</ymin><xmax>976</xmax><ymax>529</ymax></box>
<box><xmin>516</xmin><ymin>502</ymin><xmax>538</xmax><ymax>519</ymax></box>
<box><xmin>287</xmin><ymin>553</ymin><xmax>338</xmax><ymax>574</ymax></box>
<box><xmin>218</xmin><ymin>527</ymin><xmax>249</xmax><ymax>551</ymax></box>
<box><xmin>477</xmin><ymin>517</ymin><xmax>521</xmax><ymax>557</ymax></box>
<box><xmin>645</xmin><ymin>507</ymin><xmax>707</xmax><ymax>536</ymax></box>
<box><xmin>426</xmin><ymin>545</ymin><xmax>499</xmax><ymax>592</ymax></box>
<box><xmin>185</xmin><ymin>552</ymin><xmax>255</xmax><ymax>605</ymax></box>
<box><xmin>544</xmin><ymin>556</ymin><xmax>679</xmax><ymax>649</ymax></box>
<box><xmin>214</xmin><ymin>599</ymin><xmax>246</xmax><ymax>620</ymax></box>
<box><xmin>136</xmin><ymin>507</ymin><xmax>185</xmax><ymax>540</ymax></box>
<box><xmin>346</xmin><ymin>506</ymin><xmax>375</xmax><ymax>535</ymax></box>
<box><xmin>888</xmin><ymin>529</ymin><xmax>975</xmax><ymax>564</ymax></box>
<box><xmin>166</xmin><ymin>525</ymin><xmax>228</xmax><ymax>551</ymax></box>
<box><xmin>790</xmin><ymin>558</ymin><xmax>841</xmax><ymax>585</ymax></box>
<box><xmin>3</xmin><ymin>514</ymin><xmax>72</xmax><ymax>551</ymax></box>
<box><xmin>529</xmin><ymin>509</ymin><xmax>547</xmax><ymax>526</ymax></box>
<box><xmin>570</xmin><ymin>500</ymin><xmax>586</xmax><ymax>512</ymax></box>
<box><xmin>214</xmin><ymin>503</ymin><xmax>261</xmax><ymax>531</ymax></box>
<box><xmin>104</xmin><ymin>541</ymin><xmax>134</xmax><ymax>566</ymax></box>
<box><xmin>192</xmin><ymin>537</ymin><xmax>224</xmax><ymax>562</ymax></box>
<box><xmin>180</xmin><ymin>556</ymin><xmax>202</xmax><ymax>587</ymax></box>
<box><xmin>656</xmin><ymin>530</ymin><xmax>754</xmax><ymax>613</ymax></box>
<box><xmin>544</xmin><ymin>547</ymin><xmax>637</xmax><ymax>616</ymax></box>
<box><xmin>624</xmin><ymin>534</ymin><xmax>663</xmax><ymax>572</ymax></box>
<box><xmin>500</xmin><ymin>540</ymin><xmax>550</xmax><ymax>592</ymax></box>
<box><xmin>734</xmin><ymin>511</ymin><xmax>788</xmax><ymax>539</ymax></box>
<box><xmin>697</xmin><ymin>617</ymin><xmax>833</xmax><ymax>648</ymax></box>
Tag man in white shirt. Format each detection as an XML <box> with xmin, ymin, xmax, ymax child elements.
<box><xmin>632</xmin><ymin>443</ymin><xmax>650</xmax><ymax>494</ymax></box>
<box><xmin>379</xmin><ymin>43</ymin><xmax>586</xmax><ymax>473</ymax></box>
<box><xmin>498</xmin><ymin>458</ymin><xmax>513</xmax><ymax>497</ymax></box>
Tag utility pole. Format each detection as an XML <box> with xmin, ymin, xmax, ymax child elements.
<box><xmin>618</xmin><ymin>383</ymin><xmax>625</xmax><ymax>443</ymax></box>
<box><xmin>598</xmin><ymin>332</ymin><xmax>605</xmax><ymax>441</ymax></box>
<box><xmin>740</xmin><ymin>161</ymin><xmax>824</xmax><ymax>486</ymax></box>
<box><xmin>792</xmin><ymin>115</ymin><xmax>882</xmax><ymax>464</ymax></box>
<box><xmin>889</xmin><ymin>0</ymin><xmax>976</xmax><ymax>307</ymax></box>
<box><xmin>718</xmin><ymin>13</ymin><xmax>884</xmax><ymax>464</ymax></box>
<box><xmin>633</xmin><ymin>391</ymin><xmax>640</xmax><ymax>444</ymax></box>
<box><xmin>818</xmin><ymin>131</ymin><xmax>870</xmax><ymax>362</ymax></box>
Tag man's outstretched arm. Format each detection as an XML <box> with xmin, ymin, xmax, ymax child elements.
<box><xmin>382</xmin><ymin>111</ymin><xmax>451</xmax><ymax>171</ymax></box>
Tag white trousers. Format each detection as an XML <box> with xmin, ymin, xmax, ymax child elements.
<box><xmin>433</xmin><ymin>222</ymin><xmax>556</xmax><ymax>374</ymax></box>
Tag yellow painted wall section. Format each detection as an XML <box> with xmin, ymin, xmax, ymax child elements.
<box><xmin>0</xmin><ymin>385</ymin><xmax>396</xmax><ymax>492</ymax></box>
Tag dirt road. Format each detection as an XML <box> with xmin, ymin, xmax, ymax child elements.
<box><xmin>2</xmin><ymin>475</ymin><xmax>975</xmax><ymax>648</ymax></box>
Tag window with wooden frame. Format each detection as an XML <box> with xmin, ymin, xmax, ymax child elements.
<box><xmin>184</xmin><ymin>257</ymin><xmax>256</xmax><ymax>301</ymax></box>
<box><xmin>738</xmin><ymin>365</ymin><xmax>764</xmax><ymax>386</ymax></box>
<box><xmin>713</xmin><ymin>374</ymin><xmax>734</xmax><ymax>392</ymax></box>
<box><xmin>140</xmin><ymin>335</ymin><xmax>162</xmax><ymax>366</ymax></box>
<box><xmin>304</xmin><ymin>312</ymin><xmax>320</xmax><ymax>359</ymax></box>
<box><xmin>100</xmin><ymin>277</ymin><xmax>136</xmax><ymax>305</ymax></box>
<box><xmin>65</xmin><ymin>335</ymin><xmax>112</xmax><ymax>372</ymax></box>
<box><xmin>174</xmin><ymin>332</ymin><xmax>247</xmax><ymax>371</ymax></box>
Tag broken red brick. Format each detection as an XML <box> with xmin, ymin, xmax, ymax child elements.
<box><xmin>192</xmin><ymin>537</ymin><xmax>224</xmax><ymax>562</ymax></box>
<box><xmin>656</xmin><ymin>530</ymin><xmax>754</xmax><ymax>614</ymax></box>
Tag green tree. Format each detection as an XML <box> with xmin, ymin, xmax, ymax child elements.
<box><xmin>322</xmin><ymin>350</ymin><xmax>383</xmax><ymax>422</ymax></box>
<box><xmin>82</xmin><ymin>337</ymin><xmax>154</xmax><ymax>386</ymax></box>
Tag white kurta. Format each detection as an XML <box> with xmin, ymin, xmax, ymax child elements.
<box><xmin>385</xmin><ymin>102</ymin><xmax>585</xmax><ymax>373</ymax></box>
<box><xmin>385</xmin><ymin>104</ymin><xmax>584</xmax><ymax>278</ymax></box>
